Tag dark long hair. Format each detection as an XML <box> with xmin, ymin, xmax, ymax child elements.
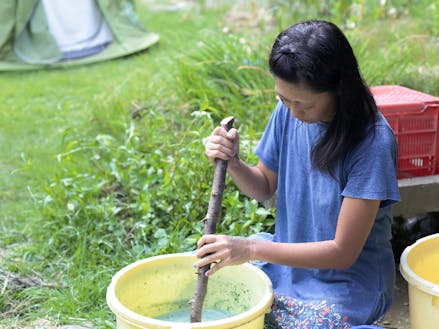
<box><xmin>268</xmin><ymin>20</ymin><xmax>377</xmax><ymax>175</ymax></box>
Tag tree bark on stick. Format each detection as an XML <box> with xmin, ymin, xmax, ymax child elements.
<box><xmin>190</xmin><ymin>116</ymin><xmax>235</xmax><ymax>323</ymax></box>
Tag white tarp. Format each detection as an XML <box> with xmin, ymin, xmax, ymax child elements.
<box><xmin>41</xmin><ymin>0</ymin><xmax>113</xmax><ymax>59</ymax></box>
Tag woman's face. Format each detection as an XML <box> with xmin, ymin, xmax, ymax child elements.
<box><xmin>275</xmin><ymin>78</ymin><xmax>337</xmax><ymax>123</ymax></box>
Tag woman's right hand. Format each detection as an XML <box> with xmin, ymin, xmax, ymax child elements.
<box><xmin>205</xmin><ymin>126</ymin><xmax>240</xmax><ymax>164</ymax></box>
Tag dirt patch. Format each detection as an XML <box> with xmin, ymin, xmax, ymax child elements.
<box><xmin>0</xmin><ymin>267</ymin><xmax>63</xmax><ymax>327</ymax></box>
<box><xmin>0</xmin><ymin>268</ymin><xmax>60</xmax><ymax>293</ymax></box>
<box><xmin>377</xmin><ymin>270</ymin><xmax>410</xmax><ymax>329</ymax></box>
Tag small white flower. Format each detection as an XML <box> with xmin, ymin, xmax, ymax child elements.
<box><xmin>388</xmin><ymin>7</ymin><xmax>397</xmax><ymax>17</ymax></box>
<box><xmin>346</xmin><ymin>20</ymin><xmax>356</xmax><ymax>29</ymax></box>
<box><xmin>67</xmin><ymin>202</ymin><xmax>75</xmax><ymax>211</ymax></box>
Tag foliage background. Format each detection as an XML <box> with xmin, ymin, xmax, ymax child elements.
<box><xmin>1</xmin><ymin>0</ymin><xmax>438</xmax><ymax>327</ymax></box>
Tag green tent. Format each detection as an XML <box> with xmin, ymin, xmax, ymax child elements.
<box><xmin>0</xmin><ymin>0</ymin><xmax>159</xmax><ymax>71</ymax></box>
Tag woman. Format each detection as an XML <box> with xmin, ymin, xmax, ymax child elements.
<box><xmin>195</xmin><ymin>20</ymin><xmax>400</xmax><ymax>328</ymax></box>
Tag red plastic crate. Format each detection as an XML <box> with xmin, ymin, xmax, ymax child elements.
<box><xmin>370</xmin><ymin>85</ymin><xmax>439</xmax><ymax>179</ymax></box>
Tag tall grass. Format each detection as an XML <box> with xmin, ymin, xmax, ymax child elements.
<box><xmin>1</xmin><ymin>0</ymin><xmax>438</xmax><ymax>328</ymax></box>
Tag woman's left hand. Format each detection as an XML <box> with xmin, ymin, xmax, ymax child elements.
<box><xmin>194</xmin><ymin>234</ymin><xmax>253</xmax><ymax>276</ymax></box>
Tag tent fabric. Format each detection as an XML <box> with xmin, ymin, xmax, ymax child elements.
<box><xmin>0</xmin><ymin>0</ymin><xmax>159</xmax><ymax>71</ymax></box>
<box><xmin>41</xmin><ymin>0</ymin><xmax>114</xmax><ymax>58</ymax></box>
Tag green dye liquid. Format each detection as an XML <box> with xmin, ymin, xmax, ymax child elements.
<box><xmin>156</xmin><ymin>308</ymin><xmax>234</xmax><ymax>322</ymax></box>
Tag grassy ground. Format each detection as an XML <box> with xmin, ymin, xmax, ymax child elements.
<box><xmin>1</xmin><ymin>4</ymin><xmax>231</xmax><ymax>327</ymax></box>
<box><xmin>1</xmin><ymin>1</ymin><xmax>438</xmax><ymax>328</ymax></box>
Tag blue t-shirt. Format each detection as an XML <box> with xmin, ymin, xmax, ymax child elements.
<box><xmin>255</xmin><ymin>101</ymin><xmax>400</xmax><ymax>325</ymax></box>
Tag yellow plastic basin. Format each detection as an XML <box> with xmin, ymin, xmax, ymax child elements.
<box><xmin>106</xmin><ymin>253</ymin><xmax>273</xmax><ymax>329</ymax></box>
<box><xmin>400</xmin><ymin>233</ymin><xmax>439</xmax><ymax>329</ymax></box>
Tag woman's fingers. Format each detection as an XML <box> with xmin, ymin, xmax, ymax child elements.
<box><xmin>205</xmin><ymin>127</ymin><xmax>239</xmax><ymax>162</ymax></box>
<box><xmin>195</xmin><ymin>235</ymin><xmax>226</xmax><ymax>268</ymax></box>
<box><xmin>196</xmin><ymin>235</ymin><xmax>225</xmax><ymax>258</ymax></box>
<box><xmin>194</xmin><ymin>235</ymin><xmax>252</xmax><ymax>276</ymax></box>
<box><xmin>206</xmin><ymin>136</ymin><xmax>235</xmax><ymax>157</ymax></box>
<box><xmin>205</xmin><ymin>140</ymin><xmax>233</xmax><ymax>161</ymax></box>
<box><xmin>196</xmin><ymin>234</ymin><xmax>217</xmax><ymax>248</ymax></box>
<box><xmin>205</xmin><ymin>260</ymin><xmax>225</xmax><ymax>276</ymax></box>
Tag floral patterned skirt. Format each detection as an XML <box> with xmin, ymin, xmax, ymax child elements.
<box><xmin>266</xmin><ymin>293</ymin><xmax>351</xmax><ymax>329</ymax></box>
<box><xmin>265</xmin><ymin>294</ymin><xmax>385</xmax><ymax>329</ymax></box>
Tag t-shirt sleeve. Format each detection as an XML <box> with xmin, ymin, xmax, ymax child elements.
<box><xmin>255</xmin><ymin>102</ymin><xmax>285</xmax><ymax>173</ymax></box>
<box><xmin>342</xmin><ymin>124</ymin><xmax>400</xmax><ymax>207</ymax></box>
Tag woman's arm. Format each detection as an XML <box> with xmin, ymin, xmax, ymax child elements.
<box><xmin>195</xmin><ymin>197</ymin><xmax>380</xmax><ymax>276</ymax></box>
<box><xmin>227</xmin><ymin>159</ymin><xmax>277</xmax><ymax>202</ymax></box>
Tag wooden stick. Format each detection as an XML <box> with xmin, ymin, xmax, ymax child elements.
<box><xmin>190</xmin><ymin>116</ymin><xmax>235</xmax><ymax>323</ymax></box>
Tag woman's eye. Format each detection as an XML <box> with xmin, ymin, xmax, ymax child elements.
<box><xmin>279</xmin><ymin>97</ymin><xmax>311</xmax><ymax>110</ymax></box>
<box><xmin>289</xmin><ymin>101</ymin><xmax>302</xmax><ymax>108</ymax></box>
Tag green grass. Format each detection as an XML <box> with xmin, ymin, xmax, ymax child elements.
<box><xmin>1</xmin><ymin>1</ymin><xmax>438</xmax><ymax>328</ymax></box>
